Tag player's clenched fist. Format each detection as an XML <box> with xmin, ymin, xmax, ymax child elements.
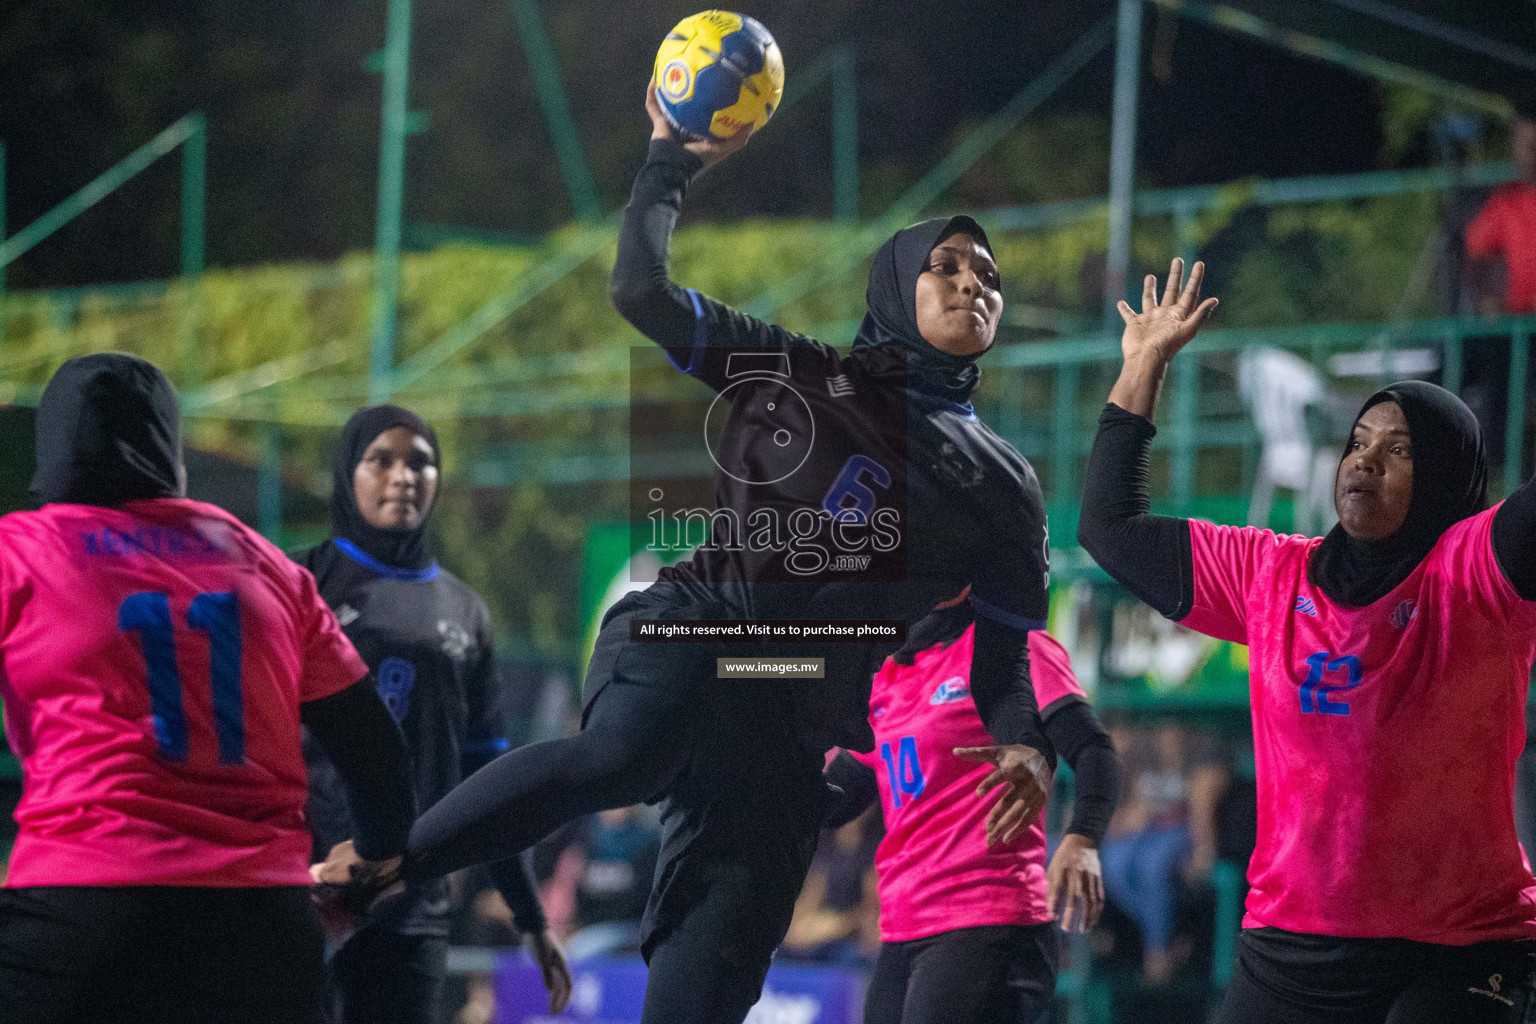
<box><xmin>954</xmin><ymin>744</ymin><xmax>1052</xmax><ymax>847</ymax></box>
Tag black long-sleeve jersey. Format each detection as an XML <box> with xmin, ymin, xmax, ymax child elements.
<box><xmin>296</xmin><ymin>539</ymin><xmax>544</xmax><ymax>936</ymax></box>
<box><xmin>612</xmin><ymin>140</ymin><xmax>1052</xmax><ymax>756</ymax></box>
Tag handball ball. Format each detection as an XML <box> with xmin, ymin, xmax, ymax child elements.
<box><xmin>653</xmin><ymin>11</ymin><xmax>784</xmax><ymax>141</ymax></box>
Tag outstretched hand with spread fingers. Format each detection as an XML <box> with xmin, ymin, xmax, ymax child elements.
<box><xmin>1117</xmin><ymin>257</ymin><xmax>1219</xmax><ymax>368</ymax></box>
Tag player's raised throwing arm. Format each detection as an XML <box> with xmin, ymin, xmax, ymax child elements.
<box><xmin>609</xmin><ymin>85</ymin><xmax>833</xmax><ymax>388</ymax></box>
<box><xmin>1078</xmin><ymin>259</ymin><xmax>1218</xmax><ymax>616</ymax></box>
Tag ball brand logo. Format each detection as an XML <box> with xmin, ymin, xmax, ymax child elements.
<box><xmin>660</xmin><ymin>60</ymin><xmax>692</xmax><ymax>101</ymax></box>
<box><xmin>1389</xmin><ymin>600</ymin><xmax>1417</xmax><ymax>631</ymax></box>
<box><xmin>930</xmin><ymin>677</ymin><xmax>971</xmax><ymax>704</ymax></box>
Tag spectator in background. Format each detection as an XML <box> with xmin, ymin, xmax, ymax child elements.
<box><xmin>781</xmin><ymin>810</ymin><xmax>882</xmax><ymax>966</ymax></box>
<box><xmin>572</xmin><ymin>807</ymin><xmax>662</xmax><ymax>939</ymax></box>
<box><xmin>1467</xmin><ymin>116</ymin><xmax>1536</xmax><ymax>315</ymax></box>
<box><xmin>1099</xmin><ymin>723</ymin><xmax>1228</xmax><ymax>985</ymax></box>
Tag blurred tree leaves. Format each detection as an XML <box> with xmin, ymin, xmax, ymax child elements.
<box><xmin>0</xmin><ymin>181</ymin><xmax>1449</xmax><ymax>660</ymax></box>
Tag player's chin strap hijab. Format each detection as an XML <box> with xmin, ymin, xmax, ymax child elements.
<box><xmin>333</xmin><ymin>405</ymin><xmax>441</xmax><ymax>571</ymax></box>
<box><xmin>31</xmin><ymin>353</ymin><xmax>185</xmax><ymax>507</ymax></box>
<box><xmin>1307</xmin><ymin>380</ymin><xmax>1487</xmax><ymax>608</ymax></box>
<box><xmin>851</xmin><ymin>215</ymin><xmax>994</xmax><ymax>406</ymax></box>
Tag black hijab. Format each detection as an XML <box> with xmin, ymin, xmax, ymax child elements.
<box><xmin>332</xmin><ymin>405</ymin><xmax>440</xmax><ymax>571</ymax></box>
<box><xmin>31</xmin><ymin>353</ymin><xmax>185</xmax><ymax>506</ymax></box>
<box><xmin>1307</xmin><ymin>380</ymin><xmax>1487</xmax><ymax>607</ymax></box>
<box><xmin>851</xmin><ymin>215</ymin><xmax>995</xmax><ymax>406</ymax></box>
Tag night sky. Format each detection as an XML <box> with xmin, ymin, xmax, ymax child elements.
<box><xmin>0</xmin><ymin>0</ymin><xmax>1444</xmax><ymax>289</ymax></box>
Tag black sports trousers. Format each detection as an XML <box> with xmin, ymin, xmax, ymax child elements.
<box><xmin>1214</xmin><ymin>927</ymin><xmax>1536</xmax><ymax>1024</ymax></box>
<box><xmin>0</xmin><ymin>885</ymin><xmax>327</xmax><ymax>1024</ymax></box>
<box><xmin>862</xmin><ymin>923</ymin><xmax>1059</xmax><ymax>1024</ymax></box>
<box><xmin>404</xmin><ymin>588</ymin><xmax>829</xmax><ymax>1024</ymax></box>
<box><xmin>329</xmin><ymin>925</ymin><xmax>447</xmax><ymax>1024</ymax></box>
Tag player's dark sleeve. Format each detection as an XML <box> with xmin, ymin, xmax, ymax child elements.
<box><xmin>1041</xmin><ymin>697</ymin><xmax>1120</xmax><ymax>845</ymax></box>
<box><xmin>461</xmin><ymin>609</ymin><xmax>511</xmax><ymax>778</ymax></box>
<box><xmin>1078</xmin><ymin>403</ymin><xmax>1195</xmax><ymax>618</ymax></box>
<box><xmin>968</xmin><ymin>465</ymin><xmax>1054</xmax><ymax>767</ymax></box>
<box><xmin>969</xmin><ymin>619</ymin><xmax>1055</xmax><ymax>771</ymax></box>
<box><xmin>486</xmin><ymin>855</ymin><xmax>548</xmax><ymax>934</ymax></box>
<box><xmin>824</xmin><ymin>751</ymin><xmax>879</xmax><ymax>829</ymax></box>
<box><xmin>610</xmin><ymin>138</ymin><xmax>834</xmax><ymax>391</ymax></box>
<box><xmin>1492</xmin><ymin>474</ymin><xmax>1536</xmax><ymax>600</ymax></box>
<box><xmin>301</xmin><ymin>677</ymin><xmax>417</xmax><ymax>860</ymax></box>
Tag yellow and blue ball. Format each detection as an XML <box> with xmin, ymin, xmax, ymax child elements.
<box><xmin>653</xmin><ymin>11</ymin><xmax>784</xmax><ymax>141</ymax></box>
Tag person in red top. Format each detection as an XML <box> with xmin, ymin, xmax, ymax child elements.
<box><xmin>824</xmin><ymin>597</ymin><xmax>1119</xmax><ymax>1024</ymax></box>
<box><xmin>0</xmin><ymin>354</ymin><xmax>416</xmax><ymax>1024</ymax></box>
<box><xmin>1467</xmin><ymin>117</ymin><xmax>1536</xmax><ymax>314</ymax></box>
<box><xmin>1078</xmin><ymin>260</ymin><xmax>1536</xmax><ymax>1022</ymax></box>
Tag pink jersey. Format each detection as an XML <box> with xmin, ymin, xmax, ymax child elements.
<box><xmin>0</xmin><ymin>499</ymin><xmax>367</xmax><ymax>888</ymax></box>
<box><xmin>1184</xmin><ymin>508</ymin><xmax>1536</xmax><ymax>943</ymax></box>
<box><xmin>852</xmin><ymin>626</ymin><xmax>1084</xmax><ymax>942</ymax></box>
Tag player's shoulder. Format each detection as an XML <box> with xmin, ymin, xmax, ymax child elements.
<box><xmin>963</xmin><ymin>415</ymin><xmax>1038</xmax><ymax>489</ymax></box>
<box><xmin>1489</xmin><ymin>182</ymin><xmax>1532</xmax><ymax>208</ymax></box>
<box><xmin>287</xmin><ymin>537</ymin><xmax>339</xmax><ymax>582</ymax></box>
<box><xmin>171</xmin><ymin>500</ymin><xmax>309</xmax><ymax>582</ymax></box>
<box><xmin>1430</xmin><ymin>504</ymin><xmax>1499</xmax><ymax>560</ymax></box>
<box><xmin>1189</xmin><ymin>517</ymin><xmax>1314</xmax><ymax>558</ymax></box>
<box><xmin>433</xmin><ymin>564</ymin><xmax>489</xmax><ymax>613</ymax></box>
<box><xmin>0</xmin><ymin>506</ymin><xmax>42</xmax><ymax>539</ymax></box>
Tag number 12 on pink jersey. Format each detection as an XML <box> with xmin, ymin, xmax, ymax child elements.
<box><xmin>1299</xmin><ymin>652</ymin><xmax>1362</xmax><ymax>716</ymax></box>
<box><xmin>118</xmin><ymin>591</ymin><xmax>245</xmax><ymax>764</ymax></box>
<box><xmin>879</xmin><ymin>735</ymin><xmax>926</xmax><ymax>808</ymax></box>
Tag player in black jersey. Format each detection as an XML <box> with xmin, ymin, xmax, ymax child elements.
<box><xmin>328</xmin><ymin>86</ymin><xmax>1056</xmax><ymax>1024</ymax></box>
<box><xmin>296</xmin><ymin>406</ymin><xmax>570</xmax><ymax>1024</ymax></box>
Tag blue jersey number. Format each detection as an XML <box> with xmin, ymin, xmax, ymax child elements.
<box><xmin>879</xmin><ymin>735</ymin><xmax>926</xmax><ymax>809</ymax></box>
<box><xmin>1299</xmin><ymin>652</ymin><xmax>1362</xmax><ymax>716</ymax></box>
<box><xmin>119</xmin><ymin>591</ymin><xmax>245</xmax><ymax>764</ymax></box>
<box><xmin>821</xmin><ymin>455</ymin><xmax>892</xmax><ymax>525</ymax></box>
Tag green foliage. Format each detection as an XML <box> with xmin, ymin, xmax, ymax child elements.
<box><xmin>0</xmin><ymin>181</ymin><xmax>1446</xmax><ymax>665</ymax></box>
<box><xmin>1221</xmin><ymin>193</ymin><xmax>1440</xmax><ymax>327</ymax></box>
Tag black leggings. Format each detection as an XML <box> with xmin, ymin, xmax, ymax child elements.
<box><xmin>406</xmin><ymin>587</ymin><xmax>713</xmax><ymax>880</ymax></box>
<box><xmin>329</xmin><ymin>927</ymin><xmax>447</xmax><ymax>1024</ymax></box>
<box><xmin>1215</xmin><ymin>928</ymin><xmax>1536</xmax><ymax>1024</ymax></box>
<box><xmin>405</xmin><ymin>671</ymin><xmax>693</xmax><ymax>878</ymax></box>
<box><xmin>0</xmin><ymin>886</ymin><xmax>327</xmax><ymax>1024</ymax></box>
<box><xmin>863</xmin><ymin>924</ymin><xmax>1059</xmax><ymax>1024</ymax></box>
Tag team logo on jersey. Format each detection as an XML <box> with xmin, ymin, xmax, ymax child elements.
<box><xmin>376</xmin><ymin>657</ymin><xmax>416</xmax><ymax>723</ymax></box>
<box><xmin>1390</xmin><ymin>601</ymin><xmax>1417</xmax><ymax>631</ymax></box>
<box><xmin>930</xmin><ymin>677</ymin><xmax>971</xmax><ymax>704</ymax></box>
<box><xmin>334</xmin><ymin>603</ymin><xmax>360</xmax><ymax>627</ymax></box>
<box><xmin>826</xmin><ymin>374</ymin><xmax>855</xmax><ymax>398</ymax></box>
<box><xmin>1294</xmin><ymin>596</ymin><xmax>1317</xmax><ymax>617</ymax></box>
<box><xmin>438</xmin><ymin>620</ymin><xmax>471</xmax><ymax>660</ymax></box>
